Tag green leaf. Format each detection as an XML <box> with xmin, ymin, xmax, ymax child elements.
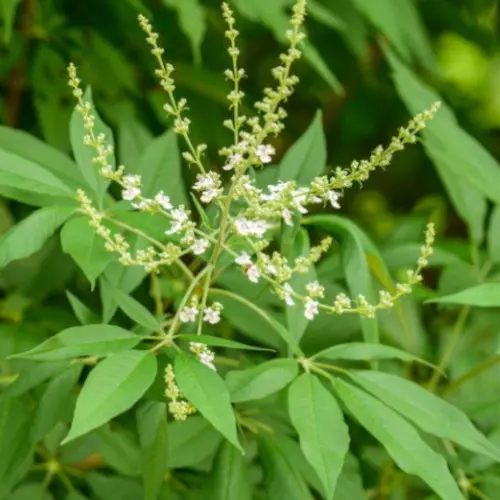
<box><xmin>70</xmin><ymin>87</ymin><xmax>115</xmax><ymax>205</ymax></box>
<box><xmin>66</xmin><ymin>291</ymin><xmax>100</xmax><ymax>325</ymax></box>
<box><xmin>208</xmin><ymin>440</ymin><xmax>252</xmax><ymax>500</ymax></box>
<box><xmin>488</xmin><ymin>205</ymin><xmax>500</xmax><ymax>263</ymax></box>
<box><xmin>63</xmin><ymin>350</ymin><xmax>157</xmax><ymax>443</ymax></box>
<box><xmin>0</xmin><ymin>206</ymin><xmax>74</xmax><ymax>268</ymax></box>
<box><xmin>95</xmin><ymin>426</ymin><xmax>141</xmax><ymax>476</ymax></box>
<box><xmin>174</xmin><ymin>354</ymin><xmax>242</xmax><ymax>452</ymax></box>
<box><xmin>313</xmin><ymin>342</ymin><xmax>435</xmax><ymax>369</ymax></box>
<box><xmin>12</xmin><ymin>325</ymin><xmax>141</xmax><ymax>361</ymax></box>
<box><xmin>61</xmin><ymin>216</ymin><xmax>113</xmax><ymax>288</ymax></box>
<box><xmin>137</xmin><ymin>402</ymin><xmax>168</xmax><ymax>500</ymax></box>
<box><xmin>163</xmin><ymin>0</ymin><xmax>206</xmax><ymax>64</ymax></box>
<box><xmin>286</xmin><ymin>230</ymin><xmax>316</xmax><ymax>345</ymax></box>
<box><xmin>117</xmin><ymin>112</ymin><xmax>153</xmax><ymax>168</ymax></box>
<box><xmin>31</xmin><ymin>364</ymin><xmax>83</xmax><ymax>442</ymax></box>
<box><xmin>86</xmin><ymin>472</ymin><xmax>144</xmax><ymax>500</ymax></box>
<box><xmin>178</xmin><ymin>334</ymin><xmax>274</xmax><ymax>352</ymax></box>
<box><xmin>1</xmin><ymin>0</ymin><xmax>22</xmax><ymax>44</ymax></box>
<box><xmin>288</xmin><ymin>373</ymin><xmax>349</xmax><ymax>500</ymax></box>
<box><xmin>225</xmin><ymin>358</ymin><xmax>298</xmax><ymax>403</ymax></box>
<box><xmin>350</xmin><ymin>370</ymin><xmax>500</xmax><ymax>463</ymax></box>
<box><xmin>259</xmin><ymin>434</ymin><xmax>314</xmax><ymax>500</ymax></box>
<box><xmin>304</xmin><ymin>215</ymin><xmax>380</xmax><ymax>344</ymax></box>
<box><xmin>333</xmin><ymin>453</ymin><xmax>366</xmax><ymax>500</ymax></box>
<box><xmin>133</xmin><ymin>128</ymin><xmax>189</xmax><ymax>206</ymax></box>
<box><xmin>168</xmin><ymin>416</ymin><xmax>222</xmax><ymax>469</ymax></box>
<box><xmin>428</xmin><ymin>283</ymin><xmax>500</xmax><ymax>307</ymax></box>
<box><xmin>8</xmin><ymin>483</ymin><xmax>54</xmax><ymax>500</ymax></box>
<box><xmin>279</xmin><ymin>110</ymin><xmax>326</xmax><ymax>185</ymax></box>
<box><xmin>307</xmin><ymin>0</ymin><xmax>345</xmax><ymax>31</ymax></box>
<box><xmin>0</xmin><ymin>361</ymin><xmax>68</xmax><ymax>402</ymax></box>
<box><xmin>0</xmin><ymin>148</ymin><xmax>74</xmax><ymax>203</ymax></box>
<box><xmin>333</xmin><ymin>378</ymin><xmax>464</xmax><ymax>500</ymax></box>
<box><xmin>108</xmin><ymin>283</ymin><xmax>162</xmax><ymax>332</ymax></box>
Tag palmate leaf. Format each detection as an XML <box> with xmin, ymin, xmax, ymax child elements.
<box><xmin>63</xmin><ymin>350</ymin><xmax>157</xmax><ymax>444</ymax></box>
<box><xmin>288</xmin><ymin>373</ymin><xmax>349</xmax><ymax>500</ymax></box>
<box><xmin>349</xmin><ymin>370</ymin><xmax>500</xmax><ymax>462</ymax></box>
<box><xmin>333</xmin><ymin>378</ymin><xmax>464</xmax><ymax>500</ymax></box>
<box><xmin>174</xmin><ymin>354</ymin><xmax>242</xmax><ymax>452</ymax></box>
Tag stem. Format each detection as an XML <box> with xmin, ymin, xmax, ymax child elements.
<box><xmin>197</xmin><ymin>265</ymin><xmax>213</xmax><ymax>335</ymax></box>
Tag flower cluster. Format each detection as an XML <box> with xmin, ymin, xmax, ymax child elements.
<box><xmin>69</xmin><ymin>0</ymin><xmax>440</xmax><ymax>423</ymax></box>
<box><xmin>164</xmin><ymin>364</ymin><xmax>196</xmax><ymax>421</ymax></box>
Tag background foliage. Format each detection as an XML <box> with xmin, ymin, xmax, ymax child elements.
<box><xmin>1</xmin><ymin>0</ymin><xmax>500</xmax><ymax>499</ymax></box>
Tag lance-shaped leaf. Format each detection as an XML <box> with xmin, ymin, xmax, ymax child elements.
<box><xmin>174</xmin><ymin>354</ymin><xmax>242</xmax><ymax>452</ymax></box>
<box><xmin>333</xmin><ymin>378</ymin><xmax>464</xmax><ymax>500</ymax></box>
<box><xmin>427</xmin><ymin>283</ymin><xmax>500</xmax><ymax>307</ymax></box>
<box><xmin>349</xmin><ymin>370</ymin><xmax>500</xmax><ymax>462</ymax></box>
<box><xmin>12</xmin><ymin>325</ymin><xmax>141</xmax><ymax>361</ymax></box>
<box><xmin>63</xmin><ymin>350</ymin><xmax>157</xmax><ymax>443</ymax></box>
<box><xmin>288</xmin><ymin>373</ymin><xmax>349</xmax><ymax>500</ymax></box>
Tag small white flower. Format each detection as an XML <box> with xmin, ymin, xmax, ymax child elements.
<box><xmin>328</xmin><ymin>190</ymin><xmax>341</xmax><ymax>209</ymax></box>
<box><xmin>122</xmin><ymin>187</ymin><xmax>141</xmax><ymax>201</ymax></box>
<box><xmin>256</xmin><ymin>144</ymin><xmax>275</xmax><ymax>163</ymax></box>
<box><xmin>223</xmin><ymin>153</ymin><xmax>243</xmax><ymax>171</ymax></box>
<box><xmin>200</xmin><ymin>188</ymin><xmax>219</xmax><ymax>204</ymax></box>
<box><xmin>155</xmin><ymin>191</ymin><xmax>172</xmax><ymax>210</ymax></box>
<box><xmin>179</xmin><ymin>306</ymin><xmax>198</xmax><ymax>323</ymax></box>
<box><xmin>123</xmin><ymin>174</ymin><xmax>141</xmax><ymax>187</ymax></box>
<box><xmin>292</xmin><ymin>189</ymin><xmax>309</xmax><ymax>214</ymax></box>
<box><xmin>235</xmin><ymin>252</ymin><xmax>252</xmax><ymax>266</ymax></box>
<box><xmin>267</xmin><ymin>264</ymin><xmax>278</xmax><ymax>276</ymax></box>
<box><xmin>306</xmin><ymin>280</ymin><xmax>325</xmax><ymax>298</ymax></box>
<box><xmin>192</xmin><ymin>238</ymin><xmax>209</xmax><ymax>255</ymax></box>
<box><xmin>246</xmin><ymin>264</ymin><xmax>261</xmax><ymax>283</ymax></box>
<box><xmin>283</xmin><ymin>283</ymin><xmax>295</xmax><ymax>306</ymax></box>
<box><xmin>203</xmin><ymin>306</ymin><xmax>221</xmax><ymax>325</ymax></box>
<box><xmin>282</xmin><ymin>208</ymin><xmax>293</xmax><ymax>226</ymax></box>
<box><xmin>166</xmin><ymin>207</ymin><xmax>189</xmax><ymax>235</ymax></box>
<box><xmin>199</xmin><ymin>351</ymin><xmax>216</xmax><ymax>371</ymax></box>
<box><xmin>233</xmin><ymin>218</ymin><xmax>268</xmax><ymax>238</ymax></box>
<box><xmin>304</xmin><ymin>297</ymin><xmax>319</xmax><ymax>320</ymax></box>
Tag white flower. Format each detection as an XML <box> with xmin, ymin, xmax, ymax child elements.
<box><xmin>166</xmin><ymin>207</ymin><xmax>189</xmax><ymax>235</ymax></box>
<box><xmin>122</xmin><ymin>187</ymin><xmax>141</xmax><ymax>201</ymax></box>
<box><xmin>267</xmin><ymin>264</ymin><xmax>278</xmax><ymax>275</ymax></box>
<box><xmin>234</xmin><ymin>218</ymin><xmax>269</xmax><ymax>238</ymax></box>
<box><xmin>246</xmin><ymin>264</ymin><xmax>261</xmax><ymax>283</ymax></box>
<box><xmin>282</xmin><ymin>208</ymin><xmax>293</xmax><ymax>226</ymax></box>
<box><xmin>223</xmin><ymin>153</ymin><xmax>243</xmax><ymax>171</ymax></box>
<box><xmin>192</xmin><ymin>238</ymin><xmax>209</xmax><ymax>255</ymax></box>
<box><xmin>304</xmin><ymin>297</ymin><xmax>319</xmax><ymax>320</ymax></box>
<box><xmin>256</xmin><ymin>144</ymin><xmax>275</xmax><ymax>163</ymax></box>
<box><xmin>283</xmin><ymin>283</ymin><xmax>295</xmax><ymax>306</ymax></box>
<box><xmin>328</xmin><ymin>190</ymin><xmax>341</xmax><ymax>209</ymax></box>
<box><xmin>292</xmin><ymin>188</ymin><xmax>309</xmax><ymax>214</ymax></box>
<box><xmin>123</xmin><ymin>174</ymin><xmax>141</xmax><ymax>187</ymax></box>
<box><xmin>179</xmin><ymin>306</ymin><xmax>198</xmax><ymax>323</ymax></box>
<box><xmin>235</xmin><ymin>252</ymin><xmax>252</xmax><ymax>266</ymax></box>
<box><xmin>203</xmin><ymin>306</ymin><xmax>221</xmax><ymax>324</ymax></box>
<box><xmin>200</xmin><ymin>188</ymin><xmax>219</xmax><ymax>204</ymax></box>
<box><xmin>199</xmin><ymin>351</ymin><xmax>216</xmax><ymax>371</ymax></box>
<box><xmin>306</xmin><ymin>280</ymin><xmax>325</xmax><ymax>298</ymax></box>
<box><xmin>193</xmin><ymin>174</ymin><xmax>220</xmax><ymax>204</ymax></box>
<box><xmin>155</xmin><ymin>191</ymin><xmax>172</xmax><ymax>210</ymax></box>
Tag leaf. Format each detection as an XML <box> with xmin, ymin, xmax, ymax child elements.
<box><xmin>66</xmin><ymin>291</ymin><xmax>100</xmax><ymax>325</ymax></box>
<box><xmin>307</xmin><ymin>0</ymin><xmax>345</xmax><ymax>31</ymax></box>
<box><xmin>259</xmin><ymin>434</ymin><xmax>314</xmax><ymax>500</ymax></box>
<box><xmin>304</xmin><ymin>215</ymin><xmax>380</xmax><ymax>344</ymax></box>
<box><xmin>279</xmin><ymin>110</ymin><xmax>326</xmax><ymax>185</ymax></box>
<box><xmin>208</xmin><ymin>441</ymin><xmax>252</xmax><ymax>500</ymax></box>
<box><xmin>174</xmin><ymin>354</ymin><xmax>242</xmax><ymax>452</ymax></box>
<box><xmin>1</xmin><ymin>0</ymin><xmax>22</xmax><ymax>44</ymax></box>
<box><xmin>178</xmin><ymin>334</ymin><xmax>274</xmax><ymax>352</ymax></box>
<box><xmin>70</xmin><ymin>87</ymin><xmax>115</xmax><ymax>205</ymax></box>
<box><xmin>225</xmin><ymin>359</ymin><xmax>298</xmax><ymax>403</ymax></box>
<box><xmin>108</xmin><ymin>283</ymin><xmax>162</xmax><ymax>332</ymax></box>
<box><xmin>428</xmin><ymin>283</ymin><xmax>500</xmax><ymax>307</ymax></box>
<box><xmin>313</xmin><ymin>342</ymin><xmax>435</xmax><ymax>369</ymax></box>
<box><xmin>488</xmin><ymin>205</ymin><xmax>500</xmax><ymax>263</ymax></box>
<box><xmin>163</xmin><ymin>0</ymin><xmax>206</xmax><ymax>64</ymax></box>
<box><xmin>168</xmin><ymin>416</ymin><xmax>222</xmax><ymax>469</ymax></box>
<box><xmin>288</xmin><ymin>373</ymin><xmax>349</xmax><ymax>500</ymax></box>
<box><xmin>133</xmin><ymin>128</ymin><xmax>189</xmax><ymax>206</ymax></box>
<box><xmin>8</xmin><ymin>483</ymin><xmax>54</xmax><ymax>500</ymax></box>
<box><xmin>0</xmin><ymin>206</ymin><xmax>74</xmax><ymax>268</ymax></box>
<box><xmin>61</xmin><ymin>216</ymin><xmax>113</xmax><ymax>288</ymax></box>
<box><xmin>333</xmin><ymin>378</ymin><xmax>464</xmax><ymax>500</ymax></box>
<box><xmin>0</xmin><ymin>148</ymin><xmax>74</xmax><ymax>203</ymax></box>
<box><xmin>63</xmin><ymin>350</ymin><xmax>157</xmax><ymax>443</ymax></box>
<box><xmin>86</xmin><ymin>472</ymin><xmax>144</xmax><ymax>500</ymax></box>
<box><xmin>286</xmin><ymin>230</ymin><xmax>316</xmax><ymax>345</ymax></box>
<box><xmin>95</xmin><ymin>426</ymin><xmax>141</xmax><ymax>476</ymax></box>
<box><xmin>12</xmin><ymin>325</ymin><xmax>141</xmax><ymax>361</ymax></box>
<box><xmin>350</xmin><ymin>370</ymin><xmax>500</xmax><ymax>463</ymax></box>
<box><xmin>137</xmin><ymin>402</ymin><xmax>168</xmax><ymax>500</ymax></box>
<box><xmin>31</xmin><ymin>364</ymin><xmax>83</xmax><ymax>442</ymax></box>
<box><xmin>333</xmin><ymin>453</ymin><xmax>366</xmax><ymax>500</ymax></box>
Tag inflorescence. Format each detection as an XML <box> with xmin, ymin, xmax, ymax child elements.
<box><xmin>68</xmin><ymin>0</ymin><xmax>440</xmax><ymax>421</ymax></box>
